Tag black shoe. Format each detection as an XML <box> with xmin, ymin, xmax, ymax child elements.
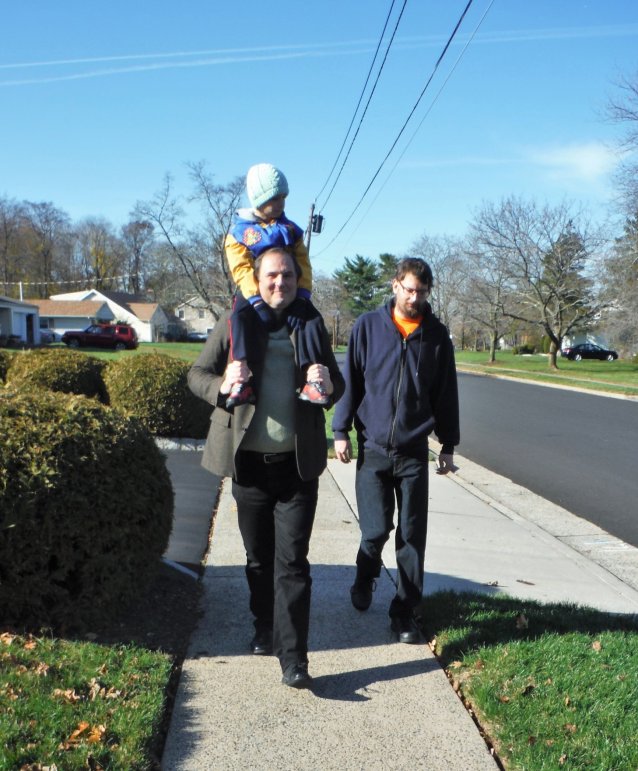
<box><xmin>281</xmin><ymin>663</ymin><xmax>312</xmax><ymax>689</ymax></box>
<box><xmin>391</xmin><ymin>615</ymin><xmax>421</xmax><ymax>644</ymax></box>
<box><xmin>249</xmin><ymin>628</ymin><xmax>273</xmax><ymax>655</ymax></box>
<box><xmin>225</xmin><ymin>381</ymin><xmax>257</xmax><ymax>410</ymax></box>
<box><xmin>350</xmin><ymin>577</ymin><xmax>376</xmax><ymax>611</ymax></box>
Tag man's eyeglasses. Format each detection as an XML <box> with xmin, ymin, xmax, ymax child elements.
<box><xmin>397</xmin><ymin>280</ymin><xmax>429</xmax><ymax>299</ymax></box>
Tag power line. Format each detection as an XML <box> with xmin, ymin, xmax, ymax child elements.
<box><xmin>314</xmin><ymin>0</ymin><xmax>406</xmax><ymax>209</ymax></box>
<box><xmin>345</xmin><ymin>0</ymin><xmax>496</xmax><ymax>245</ymax></box>
<box><xmin>314</xmin><ymin>0</ymin><xmax>476</xmax><ymax>258</ymax></box>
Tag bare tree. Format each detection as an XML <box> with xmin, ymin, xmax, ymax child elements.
<box><xmin>0</xmin><ymin>196</ymin><xmax>25</xmax><ymax>295</ymax></box>
<box><xmin>461</xmin><ymin>235</ymin><xmax>513</xmax><ymax>362</ymax></box>
<box><xmin>121</xmin><ymin>219</ymin><xmax>154</xmax><ymax>294</ymax></box>
<box><xmin>600</xmin><ymin>213</ymin><xmax>638</xmax><ymax>355</ymax></box>
<box><xmin>75</xmin><ymin>217</ymin><xmax>125</xmax><ymax>291</ymax></box>
<box><xmin>607</xmin><ymin>71</ymin><xmax>638</xmax><ymax>210</ymax></box>
<box><xmin>408</xmin><ymin>234</ymin><xmax>466</xmax><ymax>333</ymax></box>
<box><xmin>469</xmin><ymin>197</ymin><xmax>603</xmax><ymax>368</ymax></box>
<box><xmin>22</xmin><ymin>202</ymin><xmax>72</xmax><ymax>297</ymax></box>
<box><xmin>136</xmin><ymin>167</ymin><xmax>243</xmax><ymax>320</ymax></box>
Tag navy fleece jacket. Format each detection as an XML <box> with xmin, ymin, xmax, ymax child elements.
<box><xmin>332</xmin><ymin>300</ymin><xmax>459</xmax><ymax>460</ymax></box>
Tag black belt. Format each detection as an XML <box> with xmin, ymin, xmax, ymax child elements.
<box><xmin>242</xmin><ymin>450</ymin><xmax>295</xmax><ymax>465</ymax></box>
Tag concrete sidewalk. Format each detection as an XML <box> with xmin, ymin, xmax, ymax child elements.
<box><xmin>162</xmin><ymin>454</ymin><xmax>638</xmax><ymax>770</ymax></box>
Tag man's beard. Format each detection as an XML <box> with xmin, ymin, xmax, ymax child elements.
<box><xmin>396</xmin><ymin>298</ymin><xmax>424</xmax><ymax>319</ymax></box>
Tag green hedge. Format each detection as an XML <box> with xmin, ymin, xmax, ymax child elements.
<box><xmin>0</xmin><ymin>389</ymin><xmax>173</xmax><ymax>631</ymax></box>
<box><xmin>104</xmin><ymin>353</ymin><xmax>212</xmax><ymax>438</ymax></box>
<box><xmin>4</xmin><ymin>347</ymin><xmax>108</xmax><ymax>401</ymax></box>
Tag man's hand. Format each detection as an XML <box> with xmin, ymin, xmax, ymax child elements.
<box><xmin>307</xmin><ymin>363</ymin><xmax>334</xmax><ymax>395</ymax></box>
<box><xmin>436</xmin><ymin>453</ymin><xmax>459</xmax><ymax>475</ymax></box>
<box><xmin>220</xmin><ymin>360</ymin><xmax>252</xmax><ymax>396</ymax></box>
<box><xmin>334</xmin><ymin>438</ymin><xmax>352</xmax><ymax>464</ymax></box>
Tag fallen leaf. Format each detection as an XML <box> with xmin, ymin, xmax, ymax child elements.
<box><xmin>0</xmin><ymin>632</ymin><xmax>16</xmax><ymax>645</ymax></box>
<box><xmin>52</xmin><ymin>688</ymin><xmax>82</xmax><ymax>704</ymax></box>
<box><xmin>515</xmin><ymin>613</ymin><xmax>529</xmax><ymax>630</ymax></box>
<box><xmin>565</xmin><ymin>695</ymin><xmax>571</xmax><ymax>707</ymax></box>
<box><xmin>498</xmin><ymin>695</ymin><xmax>510</xmax><ymax>703</ymax></box>
<box><xmin>33</xmin><ymin>662</ymin><xmax>49</xmax><ymax>676</ymax></box>
<box><xmin>559</xmin><ymin>754</ymin><xmax>568</xmax><ymax>765</ymax></box>
<box><xmin>59</xmin><ymin>721</ymin><xmax>90</xmax><ymax>750</ymax></box>
<box><xmin>527</xmin><ymin>736</ymin><xmax>537</xmax><ymax>745</ymax></box>
<box><xmin>87</xmin><ymin>724</ymin><xmax>106</xmax><ymax>744</ymax></box>
<box><xmin>564</xmin><ymin>723</ymin><xmax>577</xmax><ymax>734</ymax></box>
<box><xmin>592</xmin><ymin>640</ymin><xmax>602</xmax><ymax>652</ymax></box>
<box><xmin>448</xmin><ymin>660</ymin><xmax>464</xmax><ymax>670</ymax></box>
<box><xmin>23</xmin><ymin>640</ymin><xmax>37</xmax><ymax>650</ymax></box>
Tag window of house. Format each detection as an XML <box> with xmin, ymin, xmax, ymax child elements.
<box><xmin>178</xmin><ymin>309</ymin><xmax>185</xmax><ymax>320</ymax></box>
<box><xmin>198</xmin><ymin>309</ymin><xmax>205</xmax><ymax>319</ymax></box>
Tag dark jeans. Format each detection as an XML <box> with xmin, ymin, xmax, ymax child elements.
<box><xmin>354</xmin><ymin>447</ymin><xmax>429</xmax><ymax>618</ymax></box>
<box><xmin>232</xmin><ymin>452</ymin><xmax>318</xmax><ymax>670</ymax></box>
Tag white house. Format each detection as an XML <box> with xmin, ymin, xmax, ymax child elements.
<box><xmin>29</xmin><ymin>299</ymin><xmax>114</xmax><ymax>342</ymax></box>
<box><xmin>0</xmin><ymin>295</ymin><xmax>40</xmax><ymax>345</ymax></box>
<box><xmin>174</xmin><ymin>296</ymin><xmax>217</xmax><ymax>335</ymax></box>
<box><xmin>49</xmin><ymin>290</ymin><xmax>171</xmax><ymax>343</ymax></box>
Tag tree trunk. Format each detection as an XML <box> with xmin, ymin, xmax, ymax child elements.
<box><xmin>489</xmin><ymin>330</ymin><xmax>497</xmax><ymax>363</ymax></box>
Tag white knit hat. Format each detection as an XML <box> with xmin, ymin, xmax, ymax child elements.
<box><xmin>246</xmin><ymin>163</ymin><xmax>289</xmax><ymax>209</ymax></box>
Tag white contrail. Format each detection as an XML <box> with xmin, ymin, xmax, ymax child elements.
<box><xmin>2</xmin><ymin>23</ymin><xmax>636</xmax><ymax>87</ymax></box>
<box><xmin>0</xmin><ymin>39</ymin><xmax>378</xmax><ymax>70</ymax></box>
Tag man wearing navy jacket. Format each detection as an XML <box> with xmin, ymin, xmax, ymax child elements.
<box><xmin>332</xmin><ymin>257</ymin><xmax>459</xmax><ymax>643</ymax></box>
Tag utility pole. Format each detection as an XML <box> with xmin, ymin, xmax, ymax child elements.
<box><xmin>305</xmin><ymin>203</ymin><xmax>324</xmax><ymax>254</ymax></box>
<box><xmin>305</xmin><ymin>203</ymin><xmax>315</xmax><ymax>253</ymax></box>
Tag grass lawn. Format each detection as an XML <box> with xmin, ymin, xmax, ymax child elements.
<box><xmin>421</xmin><ymin>592</ymin><xmax>638</xmax><ymax>770</ymax></box>
<box><xmin>0</xmin><ymin>633</ymin><xmax>172</xmax><ymax>770</ymax></box>
<box><xmin>455</xmin><ymin>350</ymin><xmax>638</xmax><ymax>397</ymax></box>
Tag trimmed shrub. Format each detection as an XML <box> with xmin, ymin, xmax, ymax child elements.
<box><xmin>104</xmin><ymin>353</ymin><xmax>212</xmax><ymax>438</ymax></box>
<box><xmin>5</xmin><ymin>347</ymin><xmax>108</xmax><ymax>402</ymax></box>
<box><xmin>0</xmin><ymin>389</ymin><xmax>173</xmax><ymax>631</ymax></box>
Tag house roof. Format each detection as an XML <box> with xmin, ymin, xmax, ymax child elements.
<box><xmin>27</xmin><ymin>299</ymin><xmax>112</xmax><ymax>317</ymax></box>
<box><xmin>0</xmin><ymin>295</ymin><xmax>38</xmax><ymax>310</ymax></box>
<box><xmin>50</xmin><ymin>289</ymin><xmax>164</xmax><ymax>324</ymax></box>
<box><xmin>128</xmin><ymin>302</ymin><xmax>160</xmax><ymax>322</ymax></box>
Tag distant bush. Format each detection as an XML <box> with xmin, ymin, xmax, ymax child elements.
<box><xmin>512</xmin><ymin>344</ymin><xmax>536</xmax><ymax>355</ymax></box>
<box><xmin>0</xmin><ymin>349</ymin><xmax>15</xmax><ymax>383</ymax></box>
<box><xmin>104</xmin><ymin>353</ymin><xmax>212</xmax><ymax>438</ymax></box>
<box><xmin>0</xmin><ymin>389</ymin><xmax>173</xmax><ymax>631</ymax></box>
<box><xmin>5</xmin><ymin>348</ymin><xmax>108</xmax><ymax>401</ymax></box>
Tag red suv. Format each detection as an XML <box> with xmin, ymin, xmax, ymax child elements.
<box><xmin>62</xmin><ymin>323</ymin><xmax>139</xmax><ymax>350</ymax></box>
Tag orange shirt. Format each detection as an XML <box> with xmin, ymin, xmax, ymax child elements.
<box><xmin>392</xmin><ymin>309</ymin><xmax>422</xmax><ymax>338</ymax></box>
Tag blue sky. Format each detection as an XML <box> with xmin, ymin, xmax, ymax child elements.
<box><xmin>2</xmin><ymin>1</ymin><xmax>637</xmax><ymax>275</ymax></box>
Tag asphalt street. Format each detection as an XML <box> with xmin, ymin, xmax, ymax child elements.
<box><xmin>457</xmin><ymin>372</ymin><xmax>638</xmax><ymax>548</ymax></box>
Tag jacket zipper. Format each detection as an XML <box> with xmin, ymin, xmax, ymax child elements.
<box><xmin>388</xmin><ymin>337</ymin><xmax>407</xmax><ymax>448</ymax></box>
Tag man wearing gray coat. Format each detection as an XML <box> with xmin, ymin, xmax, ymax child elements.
<box><xmin>188</xmin><ymin>247</ymin><xmax>344</xmax><ymax>688</ymax></box>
